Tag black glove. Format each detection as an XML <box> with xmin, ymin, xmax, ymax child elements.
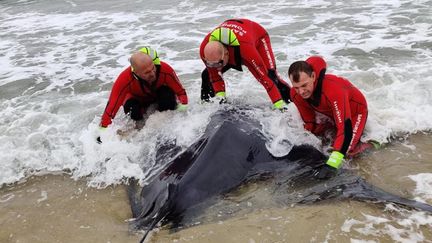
<box><xmin>217</xmin><ymin>97</ymin><xmax>227</xmax><ymax>104</ymax></box>
<box><xmin>97</xmin><ymin>126</ymin><xmax>106</xmax><ymax>144</ymax></box>
<box><xmin>314</xmin><ymin>164</ymin><xmax>337</xmax><ymax>179</ymax></box>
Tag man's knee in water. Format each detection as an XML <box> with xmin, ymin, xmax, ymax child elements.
<box><xmin>123</xmin><ymin>98</ymin><xmax>144</xmax><ymax>121</ymax></box>
<box><xmin>156</xmin><ymin>86</ymin><xmax>177</xmax><ymax>111</ymax></box>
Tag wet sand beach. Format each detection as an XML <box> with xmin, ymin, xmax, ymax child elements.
<box><xmin>0</xmin><ymin>175</ymin><xmax>140</xmax><ymax>243</ymax></box>
<box><xmin>1</xmin><ymin>133</ymin><xmax>431</xmax><ymax>243</ymax></box>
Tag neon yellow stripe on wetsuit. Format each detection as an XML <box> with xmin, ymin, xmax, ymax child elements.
<box><xmin>209</xmin><ymin>27</ymin><xmax>240</xmax><ymax>46</ymax></box>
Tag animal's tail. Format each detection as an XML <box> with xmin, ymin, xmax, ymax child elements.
<box><xmin>344</xmin><ymin>177</ymin><xmax>432</xmax><ymax>213</ymax></box>
<box><xmin>289</xmin><ymin>173</ymin><xmax>432</xmax><ymax>213</ymax></box>
<box><xmin>139</xmin><ymin>203</ymin><xmax>170</xmax><ymax>243</ymax></box>
<box><xmin>139</xmin><ymin>183</ymin><xmax>177</xmax><ymax>243</ymax></box>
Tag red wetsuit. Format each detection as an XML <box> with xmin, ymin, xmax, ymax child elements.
<box><xmin>200</xmin><ymin>18</ymin><xmax>290</xmax><ymax>103</ymax></box>
<box><xmin>100</xmin><ymin>61</ymin><xmax>188</xmax><ymax>127</ymax></box>
<box><xmin>290</xmin><ymin>56</ymin><xmax>368</xmax><ymax>155</ymax></box>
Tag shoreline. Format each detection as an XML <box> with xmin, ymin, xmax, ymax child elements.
<box><xmin>0</xmin><ymin>174</ymin><xmax>140</xmax><ymax>243</ymax></box>
<box><xmin>1</xmin><ymin>133</ymin><xmax>431</xmax><ymax>242</ymax></box>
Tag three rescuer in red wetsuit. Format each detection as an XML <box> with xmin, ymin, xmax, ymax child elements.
<box><xmin>99</xmin><ymin>19</ymin><xmax>375</xmax><ymax>179</ymax></box>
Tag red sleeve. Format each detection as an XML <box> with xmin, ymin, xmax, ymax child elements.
<box><xmin>199</xmin><ymin>34</ymin><xmax>226</xmax><ymax>94</ymax></box>
<box><xmin>325</xmin><ymin>82</ymin><xmax>352</xmax><ymax>155</ymax></box>
<box><xmin>242</xmin><ymin>47</ymin><xmax>282</xmax><ymax>103</ymax></box>
<box><xmin>291</xmin><ymin>88</ymin><xmax>316</xmax><ymax>132</ymax></box>
<box><xmin>159</xmin><ymin>62</ymin><xmax>188</xmax><ymax>104</ymax></box>
<box><xmin>100</xmin><ymin>68</ymin><xmax>132</xmax><ymax>127</ymax></box>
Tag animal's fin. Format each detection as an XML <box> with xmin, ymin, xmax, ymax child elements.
<box><xmin>344</xmin><ymin>178</ymin><xmax>432</xmax><ymax>212</ymax></box>
<box><xmin>126</xmin><ymin>178</ymin><xmax>143</xmax><ymax>218</ymax></box>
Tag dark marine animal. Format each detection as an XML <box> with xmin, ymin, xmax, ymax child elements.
<box><xmin>127</xmin><ymin>107</ymin><xmax>432</xmax><ymax>242</ymax></box>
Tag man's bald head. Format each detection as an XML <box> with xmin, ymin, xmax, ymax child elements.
<box><xmin>203</xmin><ymin>41</ymin><xmax>228</xmax><ymax>69</ymax></box>
<box><xmin>204</xmin><ymin>41</ymin><xmax>224</xmax><ymax>61</ymax></box>
<box><xmin>130</xmin><ymin>52</ymin><xmax>153</xmax><ymax>70</ymax></box>
<box><xmin>130</xmin><ymin>52</ymin><xmax>157</xmax><ymax>83</ymax></box>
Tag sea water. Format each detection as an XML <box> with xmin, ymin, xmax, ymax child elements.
<box><xmin>0</xmin><ymin>0</ymin><xmax>431</xmax><ymax>242</ymax></box>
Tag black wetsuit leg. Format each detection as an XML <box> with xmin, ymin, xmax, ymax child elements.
<box><xmin>156</xmin><ymin>86</ymin><xmax>177</xmax><ymax>111</ymax></box>
<box><xmin>200</xmin><ymin>66</ymin><xmax>232</xmax><ymax>102</ymax></box>
<box><xmin>201</xmin><ymin>68</ymin><xmax>215</xmax><ymax>102</ymax></box>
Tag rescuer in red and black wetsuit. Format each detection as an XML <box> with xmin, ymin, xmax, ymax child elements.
<box><xmin>200</xmin><ymin>18</ymin><xmax>291</xmax><ymax>110</ymax></box>
<box><xmin>288</xmin><ymin>56</ymin><xmax>377</xmax><ymax>179</ymax></box>
<box><xmin>98</xmin><ymin>47</ymin><xmax>188</xmax><ymax>142</ymax></box>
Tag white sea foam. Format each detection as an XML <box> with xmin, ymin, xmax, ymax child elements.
<box><xmin>408</xmin><ymin>173</ymin><xmax>432</xmax><ymax>203</ymax></box>
<box><xmin>36</xmin><ymin>190</ymin><xmax>48</xmax><ymax>203</ymax></box>
<box><xmin>342</xmin><ymin>210</ymin><xmax>432</xmax><ymax>243</ymax></box>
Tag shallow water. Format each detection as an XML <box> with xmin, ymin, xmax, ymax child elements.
<box><xmin>1</xmin><ymin>133</ymin><xmax>431</xmax><ymax>242</ymax></box>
